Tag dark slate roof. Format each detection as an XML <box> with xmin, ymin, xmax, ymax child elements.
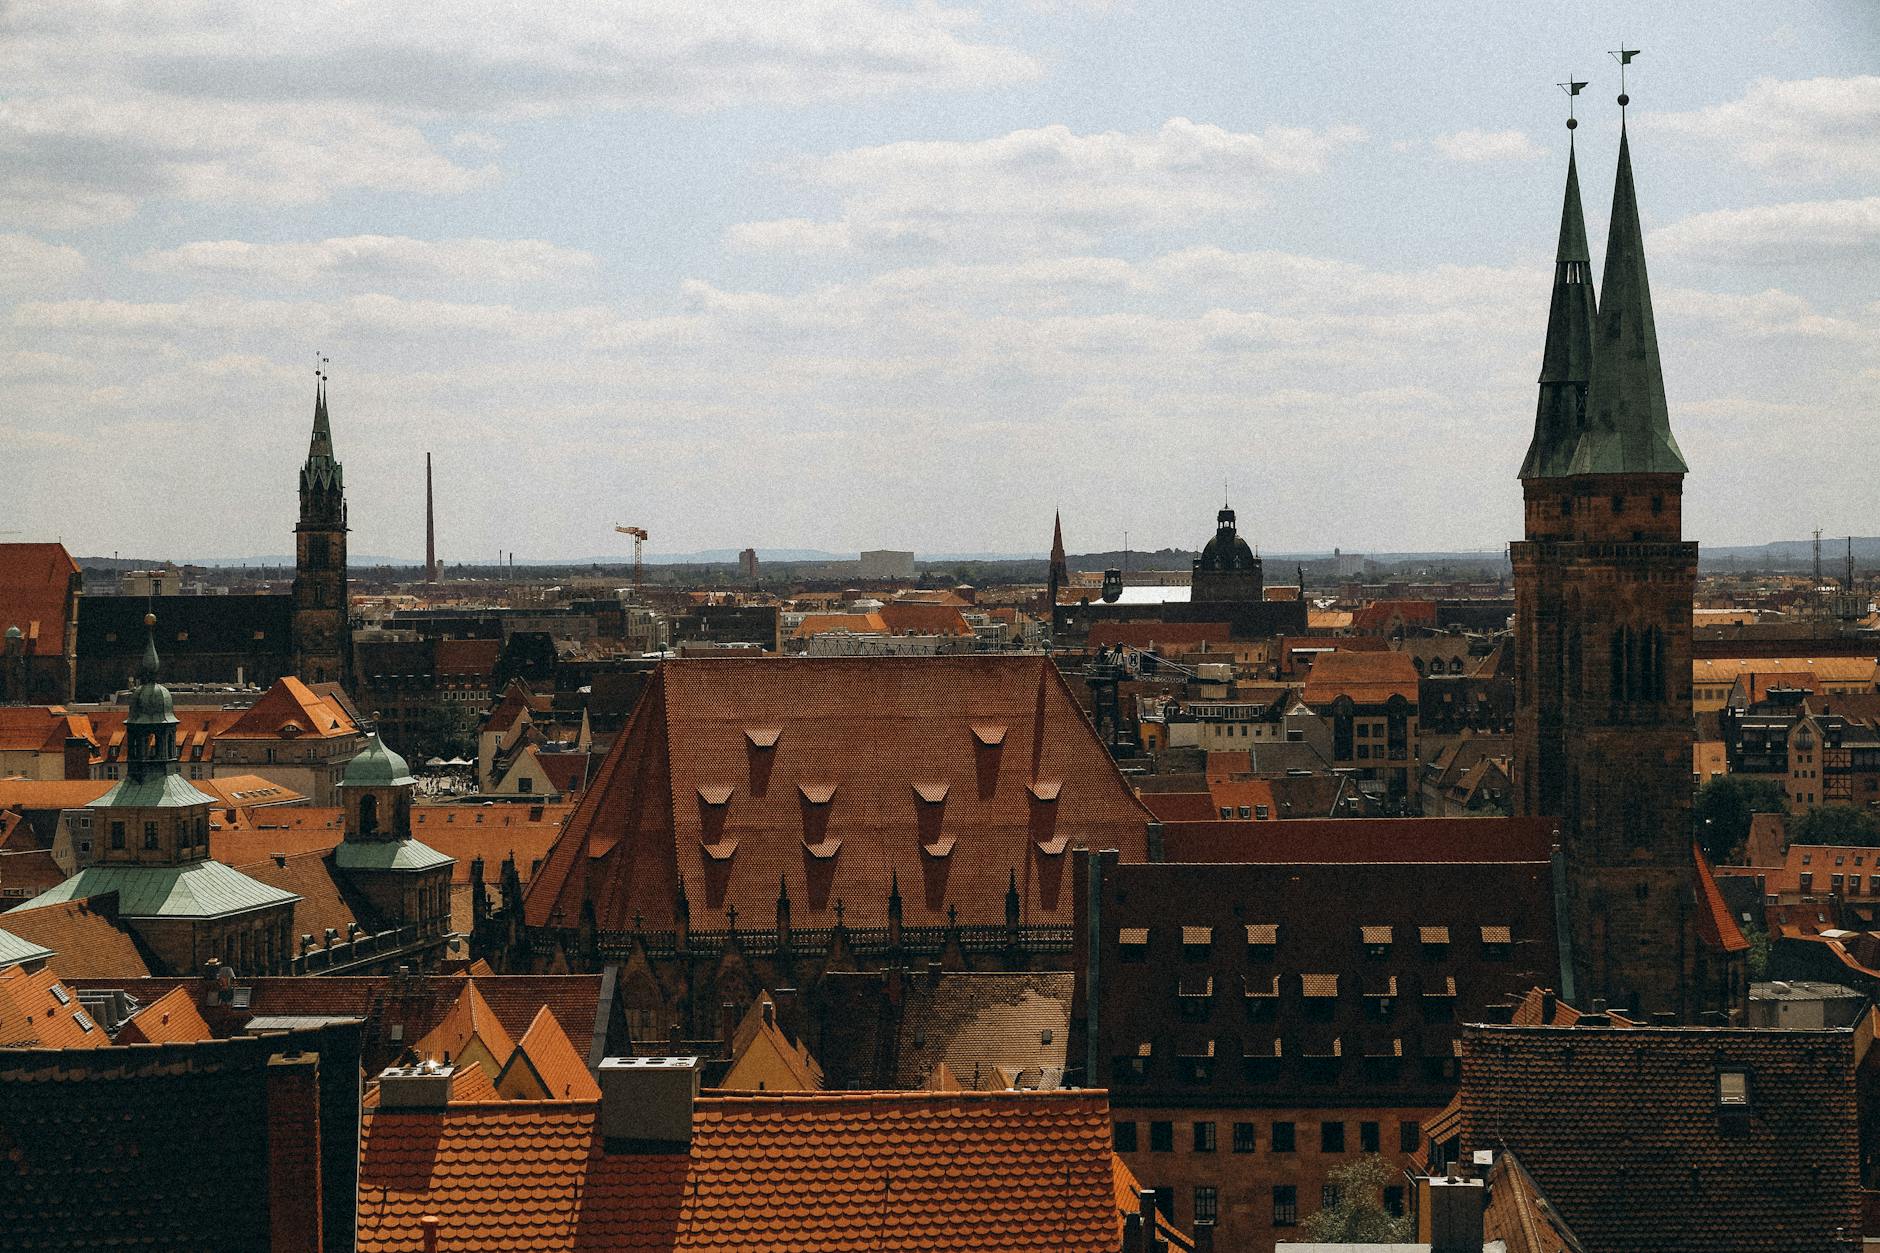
<box><xmin>1458</xmin><ymin>1024</ymin><xmax>1860</xmax><ymax>1252</ymax></box>
<box><xmin>0</xmin><ymin>1021</ymin><xmax>363</xmax><ymax>1253</ymax></box>
<box><xmin>1521</xmin><ymin>144</ymin><xmax>1597</xmax><ymax>481</ymax></box>
<box><xmin>1089</xmin><ymin>856</ymin><xmax>1559</xmax><ymax>1107</ymax></box>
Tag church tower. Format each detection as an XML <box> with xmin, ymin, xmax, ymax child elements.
<box><xmin>293</xmin><ymin>370</ymin><xmax>350</xmax><ymax>685</ymax></box>
<box><xmin>1513</xmin><ymin>105</ymin><xmax>1713</xmax><ymax>1021</ymax></box>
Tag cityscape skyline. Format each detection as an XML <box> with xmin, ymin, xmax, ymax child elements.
<box><xmin>1</xmin><ymin>2</ymin><xmax>1874</xmax><ymax>561</ymax></box>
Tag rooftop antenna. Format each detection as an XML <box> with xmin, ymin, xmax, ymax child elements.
<box><xmin>1609</xmin><ymin>46</ymin><xmax>1640</xmax><ymax>110</ymax></box>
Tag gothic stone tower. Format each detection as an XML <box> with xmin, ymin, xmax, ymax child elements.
<box><xmin>1513</xmin><ymin>122</ymin><xmax>1702</xmax><ymax>1021</ymax></box>
<box><xmin>293</xmin><ymin>373</ymin><xmax>350</xmax><ymax>685</ymax></box>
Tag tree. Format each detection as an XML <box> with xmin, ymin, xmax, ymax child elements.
<box><xmin>1693</xmin><ymin>775</ymin><xmax>1788</xmax><ymax>864</ymax></box>
<box><xmin>1789</xmin><ymin>804</ymin><xmax>1880</xmax><ymax>847</ymax></box>
<box><xmin>1301</xmin><ymin>1154</ymin><xmax>1413</xmax><ymax>1244</ymax></box>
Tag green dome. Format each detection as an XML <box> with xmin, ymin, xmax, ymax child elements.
<box><xmin>343</xmin><ymin>731</ymin><xmax>416</xmax><ymax>788</ymax></box>
<box><xmin>4</xmin><ymin>625</ymin><xmax>21</xmax><ymax>640</ymax></box>
<box><xmin>127</xmin><ymin>619</ymin><xmax>177</xmax><ymax>726</ymax></box>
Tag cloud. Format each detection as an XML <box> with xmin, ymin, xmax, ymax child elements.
<box><xmin>731</xmin><ymin>118</ymin><xmax>1366</xmax><ymax>256</ymax></box>
<box><xmin>1430</xmin><ymin>129</ymin><xmax>1542</xmax><ymax>163</ymax></box>
<box><xmin>0</xmin><ymin>95</ymin><xmax>496</xmax><ymax>228</ymax></box>
<box><xmin>134</xmin><ymin>236</ymin><xmax>600</xmax><ymax>291</ymax></box>
<box><xmin>3</xmin><ymin>2</ymin><xmax>1039</xmax><ymax>117</ymax></box>
<box><xmin>0</xmin><ymin>234</ymin><xmax>84</xmax><ymax>294</ymax></box>
<box><xmin>1656</xmin><ymin>75</ymin><xmax>1880</xmax><ymax>182</ymax></box>
<box><xmin>1652</xmin><ymin>197</ymin><xmax>1880</xmax><ymax>266</ymax></box>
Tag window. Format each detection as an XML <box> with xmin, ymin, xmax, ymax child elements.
<box><xmin>110</xmin><ymin>821</ymin><xmax>125</xmax><ymax>850</ymax></box>
<box><xmin>1149</xmin><ymin>1121</ymin><xmax>1173</xmax><ymax>1152</ymax></box>
<box><xmin>1254</xmin><ymin>804</ymin><xmax>1269</xmax><ymax>819</ymax></box>
<box><xmin>1114</xmin><ymin>1121</ymin><xmax>1137</xmax><ymax>1153</ymax></box>
<box><xmin>1193</xmin><ymin>1186</ymin><xmax>1218</xmax><ymax>1226</ymax></box>
<box><xmin>1233</xmin><ymin>1122</ymin><xmax>1256</xmax><ymax>1153</ymax></box>
<box><xmin>1360</xmin><ymin>1121</ymin><xmax>1380</xmax><ymax>1153</ymax></box>
<box><xmin>1193</xmin><ymin>1121</ymin><xmax>1216</xmax><ymax>1153</ymax></box>
<box><xmin>1120</xmin><ymin>927</ymin><xmax>1149</xmax><ymax>962</ymax></box>
<box><xmin>1322</xmin><ymin>1184</ymin><xmax>1342</xmax><ymax>1210</ymax></box>
<box><xmin>1383</xmin><ymin>1186</ymin><xmax>1405</xmax><ymax>1217</ymax></box>
<box><xmin>518</xmin><ymin>777</ymin><xmax>533</xmax><ymax>794</ymax></box>
<box><xmin>1399</xmin><ymin>1120</ymin><xmax>1421</xmax><ymax>1153</ymax></box>
<box><xmin>1153</xmin><ymin>1188</ymin><xmax>1174</xmax><ymax>1220</ymax></box>
<box><xmin>143</xmin><ymin>821</ymin><xmax>159</xmax><ymax>850</ymax></box>
<box><xmin>1718</xmin><ymin>1070</ymin><xmax>1751</xmax><ymax>1108</ymax></box>
<box><xmin>1320</xmin><ymin>1121</ymin><xmax>1345</xmax><ymax>1153</ymax></box>
<box><xmin>1272</xmin><ymin>1186</ymin><xmax>1298</xmax><ymax>1227</ymax></box>
<box><xmin>1271</xmin><ymin>1121</ymin><xmax>1295</xmax><ymax>1153</ymax></box>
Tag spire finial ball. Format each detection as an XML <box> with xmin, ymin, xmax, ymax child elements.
<box><xmin>144</xmin><ymin>613</ymin><xmax>157</xmax><ymax>627</ymax></box>
<box><xmin>1566</xmin><ymin>117</ymin><xmax>1578</xmax><ymax>130</ymax></box>
<box><xmin>1617</xmin><ymin>93</ymin><xmax>1629</xmax><ymax>107</ymax></box>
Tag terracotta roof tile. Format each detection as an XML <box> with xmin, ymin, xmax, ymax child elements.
<box><xmin>500</xmin><ymin>1005</ymin><xmax>602</xmax><ymax>1101</ymax></box>
<box><xmin>1301</xmin><ymin>648</ymin><xmax>1421</xmax><ymax>706</ymax></box>
<box><xmin>220</xmin><ymin>676</ymin><xmax>358</xmax><ymax>741</ymax></box>
<box><xmin>356</xmin><ymin>1090</ymin><xmax>1138</xmax><ymax>1253</ymax></box>
<box><xmin>525</xmin><ymin>657</ymin><xmax>1152</xmax><ymax>934</ymax></box>
<box><xmin>0</xmin><ymin>964</ymin><xmax>103</xmax><ymax>1047</ymax></box>
<box><xmin>1692</xmin><ymin>844</ymin><xmax>1750</xmax><ymax>954</ymax></box>
<box><xmin>0</xmin><ymin>543</ymin><xmax>78</xmax><ymax>658</ymax></box>
<box><xmin>115</xmin><ymin>984</ymin><xmax>213</xmax><ymax>1044</ymax></box>
<box><xmin>415</xmin><ymin>978</ymin><xmax>518</xmax><ymax>1077</ymax></box>
<box><xmin>0</xmin><ymin>893</ymin><xmax>153</xmax><ymax>979</ymax></box>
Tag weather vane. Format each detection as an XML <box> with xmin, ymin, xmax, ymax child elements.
<box><xmin>1558</xmin><ymin>76</ymin><xmax>1588</xmax><ymax>132</ymax></box>
<box><xmin>1609</xmin><ymin>47</ymin><xmax>1640</xmax><ymax>108</ymax></box>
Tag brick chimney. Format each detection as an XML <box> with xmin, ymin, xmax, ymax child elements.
<box><xmin>265</xmin><ymin>1051</ymin><xmax>324</xmax><ymax>1253</ymax></box>
<box><xmin>1418</xmin><ymin>1172</ymin><xmax>1485</xmax><ymax>1252</ymax></box>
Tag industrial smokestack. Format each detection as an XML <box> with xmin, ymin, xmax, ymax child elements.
<box><xmin>425</xmin><ymin>452</ymin><xmax>437</xmax><ymax>582</ymax></box>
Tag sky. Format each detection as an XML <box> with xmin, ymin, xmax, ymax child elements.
<box><xmin>2</xmin><ymin>1</ymin><xmax>1877</xmax><ymax>563</ymax></box>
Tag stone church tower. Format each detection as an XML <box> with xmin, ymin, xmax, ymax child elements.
<box><xmin>1513</xmin><ymin>117</ymin><xmax>1727</xmax><ymax>1022</ymax></box>
<box><xmin>292</xmin><ymin>372</ymin><xmax>351</xmax><ymax>685</ymax></box>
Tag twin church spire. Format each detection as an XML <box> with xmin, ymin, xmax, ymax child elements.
<box><xmin>1521</xmin><ymin>93</ymin><xmax>1687</xmax><ymax>482</ymax></box>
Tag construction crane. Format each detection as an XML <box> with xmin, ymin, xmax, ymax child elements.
<box><xmin>614</xmin><ymin>525</ymin><xmax>649</xmax><ymax>591</ymax></box>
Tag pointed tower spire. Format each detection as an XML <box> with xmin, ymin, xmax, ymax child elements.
<box><xmin>1568</xmin><ymin>118</ymin><xmax>1688</xmax><ymax>476</ymax></box>
<box><xmin>1519</xmin><ymin>136</ymin><xmax>1597</xmax><ymax>479</ymax></box>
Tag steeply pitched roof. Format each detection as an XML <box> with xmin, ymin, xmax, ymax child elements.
<box><xmin>415</xmin><ymin>979</ymin><xmax>517</xmax><ymax>1072</ymax></box>
<box><xmin>0</xmin><ymin>707</ymin><xmax>97</xmax><ymax>756</ymax></box>
<box><xmin>525</xmin><ymin>657</ymin><xmax>1153</xmax><ymax>933</ymax></box>
<box><xmin>356</xmin><ymin>1090</ymin><xmax>1135</xmax><ymax>1253</ymax></box>
<box><xmin>1481</xmin><ymin>1149</ymin><xmax>1587</xmax><ymax>1253</ymax></box>
<box><xmin>115</xmin><ymin>983</ymin><xmax>213</xmax><ymax>1045</ymax></box>
<box><xmin>0</xmin><ymin>543</ymin><xmax>78</xmax><ymax>658</ymax></box>
<box><xmin>1521</xmin><ymin>143</ymin><xmax>1597</xmax><ymax>481</ymax></box>
<box><xmin>498</xmin><ymin>1004</ymin><xmax>601</xmax><ymax>1100</ymax></box>
<box><xmin>219</xmin><ymin>676</ymin><xmax>358</xmax><ymax>741</ymax></box>
<box><xmin>234</xmin><ymin>848</ymin><xmax>369</xmax><ymax>942</ymax></box>
<box><xmin>0</xmin><ymin>964</ymin><xmax>102</xmax><ymax>1047</ymax></box>
<box><xmin>1692</xmin><ymin>845</ymin><xmax>1750</xmax><ymax>954</ymax></box>
<box><xmin>1459</xmin><ymin>1024</ymin><xmax>1860</xmax><ymax>1252</ymax></box>
<box><xmin>0</xmin><ymin>894</ymin><xmax>152</xmax><ymax>979</ymax></box>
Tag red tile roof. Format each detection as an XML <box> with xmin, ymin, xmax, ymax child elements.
<box><xmin>115</xmin><ymin>984</ymin><xmax>214</xmax><ymax>1044</ymax></box>
<box><xmin>220</xmin><ymin>676</ymin><xmax>358</xmax><ymax>741</ymax></box>
<box><xmin>0</xmin><ymin>894</ymin><xmax>153</xmax><ymax>979</ymax></box>
<box><xmin>356</xmin><ymin>1090</ymin><xmax>1137</xmax><ymax>1253</ymax></box>
<box><xmin>0</xmin><ymin>543</ymin><xmax>78</xmax><ymax>657</ymax></box>
<box><xmin>1692</xmin><ymin>844</ymin><xmax>1750</xmax><ymax>954</ymax></box>
<box><xmin>0</xmin><ymin>707</ymin><xmax>97</xmax><ymax>756</ymax></box>
<box><xmin>526</xmin><ymin>657</ymin><xmax>1152</xmax><ymax>933</ymax></box>
<box><xmin>1351</xmin><ymin>599</ymin><xmax>1438</xmax><ymax>635</ymax></box>
<box><xmin>0</xmin><ymin>963</ymin><xmax>102</xmax><ymax>1047</ymax></box>
<box><xmin>415</xmin><ymin>979</ymin><xmax>517</xmax><ymax>1072</ymax></box>
<box><xmin>412</xmin><ymin>804</ymin><xmax>571</xmax><ymax>885</ymax></box>
<box><xmin>1301</xmin><ymin>648</ymin><xmax>1421</xmax><ymax>705</ymax></box>
<box><xmin>876</xmin><ymin>602</ymin><xmax>974</xmax><ymax>637</ymax></box>
<box><xmin>1086</xmin><ymin>622</ymin><xmax>1232</xmax><ymax>651</ymax></box>
<box><xmin>434</xmin><ymin>637</ymin><xmax>501</xmax><ymax>678</ymax></box>
<box><xmin>500</xmin><ymin>1004</ymin><xmax>602</xmax><ymax>1100</ymax></box>
<box><xmin>1137</xmin><ymin>792</ymin><xmax>1218</xmax><ymax>823</ymax></box>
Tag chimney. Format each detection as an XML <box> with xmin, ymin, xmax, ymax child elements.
<box><xmin>1121</xmin><ymin>1211</ymin><xmax>1145</xmax><ymax>1253</ymax></box>
<box><xmin>420</xmin><ymin>1216</ymin><xmax>439</xmax><ymax>1253</ymax></box>
<box><xmin>1540</xmin><ymin>989</ymin><xmax>1557</xmax><ymax>1023</ymax></box>
<box><xmin>719</xmin><ymin>1001</ymin><xmax>739</xmax><ymax>1054</ymax></box>
<box><xmin>1423</xmin><ymin>1174</ymin><xmax>1486</xmax><ymax>1253</ymax></box>
<box><xmin>266</xmin><ymin>1052</ymin><xmax>325</xmax><ymax>1253</ymax></box>
<box><xmin>1137</xmin><ymin>1188</ymin><xmax>1163</xmax><ymax>1253</ymax></box>
<box><xmin>598</xmin><ymin>1056</ymin><xmax>701</xmax><ymax>1151</ymax></box>
<box><xmin>425</xmin><ymin>452</ymin><xmax>438</xmax><ymax>583</ymax></box>
<box><xmin>377</xmin><ymin>1060</ymin><xmax>456</xmax><ymax>1109</ymax></box>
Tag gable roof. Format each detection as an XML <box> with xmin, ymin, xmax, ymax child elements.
<box><xmin>17</xmin><ymin>859</ymin><xmax>298</xmax><ymax>921</ymax></box>
<box><xmin>498</xmin><ymin>1004</ymin><xmax>602</xmax><ymax>1100</ymax></box>
<box><xmin>0</xmin><ymin>707</ymin><xmax>97</xmax><ymax>756</ymax></box>
<box><xmin>1459</xmin><ymin>1024</ymin><xmax>1860</xmax><ymax>1252</ymax></box>
<box><xmin>525</xmin><ymin>657</ymin><xmax>1152</xmax><ymax>934</ymax></box>
<box><xmin>219</xmin><ymin>676</ymin><xmax>358</xmax><ymax>741</ymax></box>
<box><xmin>0</xmin><ymin>543</ymin><xmax>78</xmax><ymax>658</ymax></box>
<box><xmin>356</xmin><ymin>1090</ymin><xmax>1138</xmax><ymax>1253</ymax></box>
<box><xmin>115</xmin><ymin>983</ymin><xmax>213</xmax><ymax>1045</ymax></box>
<box><xmin>415</xmin><ymin>978</ymin><xmax>518</xmax><ymax>1071</ymax></box>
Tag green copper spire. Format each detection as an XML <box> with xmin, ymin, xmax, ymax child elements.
<box><xmin>1519</xmin><ymin>142</ymin><xmax>1597</xmax><ymax>480</ymax></box>
<box><xmin>1567</xmin><ymin>124</ymin><xmax>1688</xmax><ymax>476</ymax></box>
<box><xmin>300</xmin><ymin>371</ymin><xmax>344</xmax><ymax>499</ymax></box>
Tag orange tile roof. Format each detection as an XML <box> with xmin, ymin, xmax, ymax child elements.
<box><xmin>356</xmin><ymin>1090</ymin><xmax>1135</xmax><ymax>1253</ymax></box>
<box><xmin>116</xmin><ymin>983</ymin><xmax>214</xmax><ymax>1044</ymax></box>
<box><xmin>0</xmin><ymin>779</ymin><xmax>115</xmax><ymax>812</ymax></box>
<box><xmin>220</xmin><ymin>676</ymin><xmax>358</xmax><ymax>741</ymax></box>
<box><xmin>1693</xmin><ymin>844</ymin><xmax>1750</xmax><ymax>954</ymax></box>
<box><xmin>876</xmin><ymin>602</ymin><xmax>974</xmax><ymax>637</ymax></box>
<box><xmin>233</xmin><ymin>848</ymin><xmax>364</xmax><ymax>944</ymax></box>
<box><xmin>1086</xmin><ymin>621</ymin><xmax>1232</xmax><ymax>651</ymax></box>
<box><xmin>1351</xmin><ymin>599</ymin><xmax>1438</xmax><ymax>634</ymax></box>
<box><xmin>212</xmin><ymin>811</ymin><xmax>345</xmax><ymax>864</ymax></box>
<box><xmin>0</xmin><ymin>543</ymin><xmax>78</xmax><ymax>658</ymax></box>
<box><xmin>449</xmin><ymin>1062</ymin><xmax>502</xmax><ymax>1103</ymax></box>
<box><xmin>415</xmin><ymin>979</ymin><xmax>517</xmax><ymax>1073</ymax></box>
<box><xmin>0</xmin><ymin>894</ymin><xmax>152</xmax><ymax>978</ymax></box>
<box><xmin>792</xmin><ymin>611</ymin><xmax>887</xmax><ymax>639</ymax></box>
<box><xmin>1207</xmin><ymin>778</ymin><xmax>1279</xmax><ymax>818</ymax></box>
<box><xmin>500</xmin><ymin>1005</ymin><xmax>601</xmax><ymax>1100</ymax></box>
<box><xmin>0</xmin><ymin>707</ymin><xmax>97</xmax><ymax>756</ymax></box>
<box><xmin>0</xmin><ymin>963</ymin><xmax>103</xmax><ymax>1047</ymax></box>
<box><xmin>411</xmin><ymin>804</ymin><xmax>571</xmax><ymax>884</ymax></box>
<box><xmin>90</xmin><ymin>708</ymin><xmax>245</xmax><ymax>764</ymax></box>
<box><xmin>1301</xmin><ymin>648</ymin><xmax>1421</xmax><ymax>706</ymax></box>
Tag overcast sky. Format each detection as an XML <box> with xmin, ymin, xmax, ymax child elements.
<box><xmin>3</xmin><ymin>1</ymin><xmax>1876</xmax><ymax>562</ymax></box>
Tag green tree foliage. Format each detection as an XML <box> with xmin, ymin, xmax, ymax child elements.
<box><xmin>1301</xmin><ymin>1155</ymin><xmax>1413</xmax><ymax>1244</ymax></box>
<box><xmin>404</xmin><ymin>703</ymin><xmax>480</xmax><ymax>762</ymax></box>
<box><xmin>1789</xmin><ymin>804</ymin><xmax>1880</xmax><ymax>846</ymax></box>
<box><xmin>1693</xmin><ymin>775</ymin><xmax>1788</xmax><ymax>863</ymax></box>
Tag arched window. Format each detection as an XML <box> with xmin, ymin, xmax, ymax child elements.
<box><xmin>358</xmin><ymin>792</ymin><xmax>379</xmax><ymax>838</ymax></box>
